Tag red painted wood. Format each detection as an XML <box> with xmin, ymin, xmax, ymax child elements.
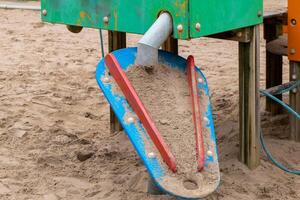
<box><xmin>105</xmin><ymin>53</ymin><xmax>177</xmax><ymax>172</ymax></box>
<box><xmin>187</xmin><ymin>56</ymin><xmax>205</xmax><ymax>171</ymax></box>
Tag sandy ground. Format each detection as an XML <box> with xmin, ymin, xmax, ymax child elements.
<box><xmin>0</xmin><ymin>0</ymin><xmax>299</xmax><ymax>199</ymax></box>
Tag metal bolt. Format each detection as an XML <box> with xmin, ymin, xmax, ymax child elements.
<box><xmin>236</xmin><ymin>32</ymin><xmax>243</xmax><ymax>38</ymax></box>
<box><xmin>292</xmin><ymin>88</ymin><xmax>297</xmax><ymax>93</ymax></box>
<box><xmin>103</xmin><ymin>16</ymin><xmax>109</xmax><ymax>24</ymax></box>
<box><xmin>292</xmin><ymin>74</ymin><xmax>297</xmax><ymax>80</ymax></box>
<box><xmin>195</xmin><ymin>23</ymin><xmax>201</xmax><ymax>31</ymax></box>
<box><xmin>257</xmin><ymin>11</ymin><xmax>262</xmax><ymax>17</ymax></box>
<box><xmin>203</xmin><ymin>117</ymin><xmax>209</xmax><ymax>124</ymax></box>
<box><xmin>148</xmin><ymin>152</ymin><xmax>156</xmax><ymax>159</ymax></box>
<box><xmin>291</xmin><ymin>18</ymin><xmax>297</xmax><ymax>26</ymax></box>
<box><xmin>207</xmin><ymin>150</ymin><xmax>213</xmax><ymax>157</ymax></box>
<box><xmin>126</xmin><ymin>117</ymin><xmax>134</xmax><ymax>123</ymax></box>
<box><xmin>290</xmin><ymin>48</ymin><xmax>296</xmax><ymax>55</ymax></box>
<box><xmin>42</xmin><ymin>9</ymin><xmax>47</xmax><ymax>16</ymax></box>
<box><xmin>198</xmin><ymin>78</ymin><xmax>204</xmax><ymax>83</ymax></box>
<box><xmin>102</xmin><ymin>76</ymin><xmax>110</xmax><ymax>83</ymax></box>
<box><xmin>177</xmin><ymin>24</ymin><xmax>183</xmax><ymax>33</ymax></box>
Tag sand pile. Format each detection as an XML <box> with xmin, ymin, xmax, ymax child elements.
<box><xmin>126</xmin><ymin>65</ymin><xmax>197</xmax><ymax>175</ymax></box>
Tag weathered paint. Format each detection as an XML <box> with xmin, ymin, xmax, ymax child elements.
<box><xmin>95</xmin><ymin>47</ymin><xmax>220</xmax><ymax>198</ymax></box>
<box><xmin>113</xmin><ymin>10</ymin><xmax>118</xmax><ymax>31</ymax></box>
<box><xmin>189</xmin><ymin>0</ymin><xmax>263</xmax><ymax>37</ymax></box>
<box><xmin>288</xmin><ymin>0</ymin><xmax>300</xmax><ymax>61</ymax></box>
<box><xmin>41</xmin><ymin>0</ymin><xmax>189</xmax><ymax>39</ymax></box>
<box><xmin>41</xmin><ymin>0</ymin><xmax>262</xmax><ymax>39</ymax></box>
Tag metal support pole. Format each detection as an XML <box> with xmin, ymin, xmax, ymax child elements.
<box><xmin>264</xmin><ymin>22</ymin><xmax>283</xmax><ymax>115</ymax></box>
<box><xmin>108</xmin><ymin>31</ymin><xmax>126</xmax><ymax>134</ymax></box>
<box><xmin>289</xmin><ymin>62</ymin><xmax>300</xmax><ymax>141</ymax></box>
<box><xmin>238</xmin><ymin>26</ymin><xmax>260</xmax><ymax>169</ymax></box>
<box><xmin>136</xmin><ymin>12</ymin><xmax>173</xmax><ymax>66</ymax></box>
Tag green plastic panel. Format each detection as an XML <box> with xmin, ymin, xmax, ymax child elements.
<box><xmin>189</xmin><ymin>0</ymin><xmax>263</xmax><ymax>38</ymax></box>
<box><xmin>41</xmin><ymin>0</ymin><xmax>189</xmax><ymax>39</ymax></box>
<box><xmin>41</xmin><ymin>0</ymin><xmax>263</xmax><ymax>39</ymax></box>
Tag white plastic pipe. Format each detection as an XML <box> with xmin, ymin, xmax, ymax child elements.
<box><xmin>136</xmin><ymin>12</ymin><xmax>173</xmax><ymax>66</ymax></box>
<box><xmin>0</xmin><ymin>4</ymin><xmax>40</xmax><ymax>11</ymax></box>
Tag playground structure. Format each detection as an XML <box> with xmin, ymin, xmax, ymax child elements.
<box><xmin>38</xmin><ymin>0</ymin><xmax>299</xmax><ymax>198</ymax></box>
<box><xmin>264</xmin><ymin>1</ymin><xmax>300</xmax><ymax>140</ymax></box>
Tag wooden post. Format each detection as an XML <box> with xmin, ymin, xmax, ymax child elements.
<box><xmin>264</xmin><ymin>22</ymin><xmax>283</xmax><ymax>115</ymax></box>
<box><xmin>108</xmin><ymin>31</ymin><xmax>126</xmax><ymax>134</ymax></box>
<box><xmin>289</xmin><ymin>62</ymin><xmax>300</xmax><ymax>141</ymax></box>
<box><xmin>162</xmin><ymin>36</ymin><xmax>178</xmax><ymax>54</ymax></box>
<box><xmin>238</xmin><ymin>26</ymin><xmax>260</xmax><ymax>169</ymax></box>
<box><xmin>147</xmin><ymin>36</ymin><xmax>178</xmax><ymax>195</ymax></box>
<box><xmin>147</xmin><ymin>178</ymin><xmax>163</xmax><ymax>195</ymax></box>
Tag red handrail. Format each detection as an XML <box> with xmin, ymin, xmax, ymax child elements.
<box><xmin>187</xmin><ymin>55</ymin><xmax>205</xmax><ymax>171</ymax></box>
<box><xmin>105</xmin><ymin>54</ymin><xmax>177</xmax><ymax>172</ymax></box>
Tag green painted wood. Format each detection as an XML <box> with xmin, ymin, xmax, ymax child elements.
<box><xmin>41</xmin><ymin>0</ymin><xmax>189</xmax><ymax>39</ymax></box>
<box><xmin>41</xmin><ymin>0</ymin><xmax>262</xmax><ymax>39</ymax></box>
<box><xmin>189</xmin><ymin>0</ymin><xmax>263</xmax><ymax>38</ymax></box>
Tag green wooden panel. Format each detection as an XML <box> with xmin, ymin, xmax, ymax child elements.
<box><xmin>41</xmin><ymin>0</ymin><xmax>263</xmax><ymax>39</ymax></box>
<box><xmin>189</xmin><ymin>0</ymin><xmax>263</xmax><ymax>38</ymax></box>
<box><xmin>41</xmin><ymin>0</ymin><xmax>189</xmax><ymax>39</ymax></box>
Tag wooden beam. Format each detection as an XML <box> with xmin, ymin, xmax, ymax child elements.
<box><xmin>263</xmin><ymin>11</ymin><xmax>288</xmax><ymax>26</ymax></box>
<box><xmin>264</xmin><ymin>16</ymin><xmax>284</xmax><ymax>115</ymax></box>
<box><xmin>266</xmin><ymin>36</ymin><xmax>288</xmax><ymax>56</ymax></box>
<box><xmin>238</xmin><ymin>26</ymin><xmax>260</xmax><ymax>169</ymax></box>
<box><xmin>263</xmin><ymin>81</ymin><xmax>298</xmax><ymax>95</ymax></box>
<box><xmin>208</xmin><ymin>27</ymin><xmax>252</xmax><ymax>43</ymax></box>
<box><xmin>147</xmin><ymin>178</ymin><xmax>163</xmax><ymax>195</ymax></box>
<box><xmin>108</xmin><ymin>31</ymin><xmax>126</xmax><ymax>134</ymax></box>
<box><xmin>108</xmin><ymin>31</ymin><xmax>126</xmax><ymax>52</ymax></box>
<box><xmin>265</xmin><ymin>53</ymin><xmax>283</xmax><ymax>115</ymax></box>
<box><xmin>162</xmin><ymin>36</ymin><xmax>178</xmax><ymax>54</ymax></box>
<box><xmin>290</xmin><ymin>61</ymin><xmax>300</xmax><ymax>142</ymax></box>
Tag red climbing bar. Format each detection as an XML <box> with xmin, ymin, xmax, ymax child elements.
<box><xmin>187</xmin><ymin>55</ymin><xmax>205</xmax><ymax>171</ymax></box>
<box><xmin>105</xmin><ymin>53</ymin><xmax>177</xmax><ymax>172</ymax></box>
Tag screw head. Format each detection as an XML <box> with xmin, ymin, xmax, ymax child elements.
<box><xmin>102</xmin><ymin>76</ymin><xmax>110</xmax><ymax>83</ymax></box>
<box><xmin>236</xmin><ymin>32</ymin><xmax>243</xmax><ymax>37</ymax></box>
<box><xmin>148</xmin><ymin>152</ymin><xmax>156</xmax><ymax>159</ymax></box>
<box><xmin>203</xmin><ymin>117</ymin><xmax>209</xmax><ymax>124</ymax></box>
<box><xmin>207</xmin><ymin>150</ymin><xmax>213</xmax><ymax>157</ymax></box>
<box><xmin>126</xmin><ymin>117</ymin><xmax>134</xmax><ymax>123</ymax></box>
<box><xmin>195</xmin><ymin>23</ymin><xmax>201</xmax><ymax>31</ymax></box>
<box><xmin>290</xmin><ymin>48</ymin><xmax>296</xmax><ymax>55</ymax></box>
<box><xmin>198</xmin><ymin>78</ymin><xmax>204</xmax><ymax>83</ymax></box>
<box><xmin>257</xmin><ymin>11</ymin><xmax>262</xmax><ymax>17</ymax></box>
<box><xmin>292</xmin><ymin>74</ymin><xmax>297</xmax><ymax>80</ymax></box>
<box><xmin>177</xmin><ymin>24</ymin><xmax>183</xmax><ymax>33</ymax></box>
<box><xmin>292</xmin><ymin>88</ymin><xmax>297</xmax><ymax>93</ymax></box>
<box><xmin>42</xmin><ymin>9</ymin><xmax>47</xmax><ymax>16</ymax></box>
<box><xmin>103</xmin><ymin>16</ymin><xmax>109</xmax><ymax>24</ymax></box>
<box><xmin>291</xmin><ymin>19</ymin><xmax>297</xmax><ymax>26</ymax></box>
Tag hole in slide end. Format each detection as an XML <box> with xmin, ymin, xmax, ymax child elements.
<box><xmin>183</xmin><ymin>179</ymin><xmax>199</xmax><ymax>190</ymax></box>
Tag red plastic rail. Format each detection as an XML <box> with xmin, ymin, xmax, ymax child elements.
<box><xmin>187</xmin><ymin>55</ymin><xmax>205</xmax><ymax>171</ymax></box>
<box><xmin>105</xmin><ymin>54</ymin><xmax>177</xmax><ymax>172</ymax></box>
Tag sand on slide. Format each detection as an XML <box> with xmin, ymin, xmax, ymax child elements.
<box><xmin>0</xmin><ymin>0</ymin><xmax>299</xmax><ymax>200</ymax></box>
